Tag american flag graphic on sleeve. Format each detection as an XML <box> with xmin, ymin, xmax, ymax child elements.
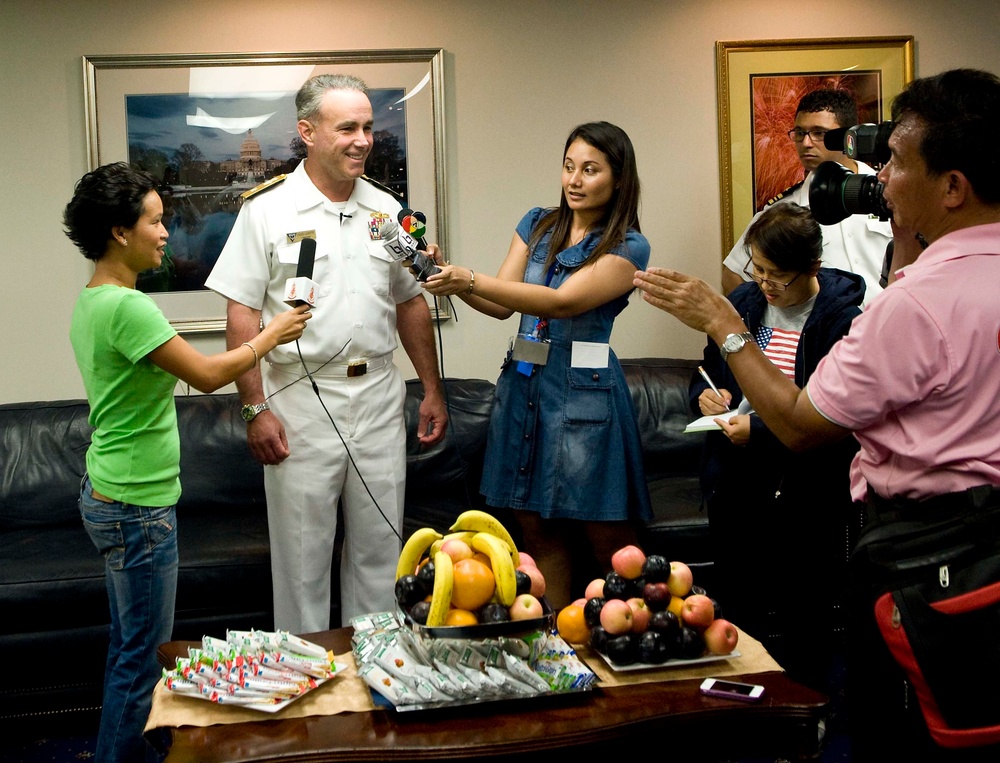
<box><xmin>754</xmin><ymin>326</ymin><xmax>800</xmax><ymax>380</ymax></box>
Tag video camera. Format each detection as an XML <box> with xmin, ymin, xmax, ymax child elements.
<box><xmin>808</xmin><ymin>121</ymin><xmax>895</xmax><ymax>225</ymax></box>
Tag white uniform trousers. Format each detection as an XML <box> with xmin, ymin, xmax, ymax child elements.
<box><xmin>262</xmin><ymin>361</ymin><xmax>406</xmax><ymax>632</ymax></box>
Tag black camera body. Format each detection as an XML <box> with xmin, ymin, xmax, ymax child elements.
<box><xmin>831</xmin><ymin>122</ymin><xmax>895</xmax><ymax>166</ymax></box>
<box><xmin>809</xmin><ymin>121</ymin><xmax>895</xmax><ymax>225</ymax></box>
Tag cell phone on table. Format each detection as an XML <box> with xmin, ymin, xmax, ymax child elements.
<box><xmin>699</xmin><ymin>677</ymin><xmax>764</xmax><ymax>701</ymax></box>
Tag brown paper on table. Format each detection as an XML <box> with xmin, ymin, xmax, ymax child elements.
<box><xmin>579</xmin><ymin>626</ymin><xmax>782</xmax><ymax>687</ymax></box>
<box><xmin>144</xmin><ymin>650</ymin><xmax>375</xmax><ymax>732</ymax></box>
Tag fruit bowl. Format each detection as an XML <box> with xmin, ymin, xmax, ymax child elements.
<box><xmin>398</xmin><ymin>598</ymin><xmax>555</xmax><ymax>640</ymax></box>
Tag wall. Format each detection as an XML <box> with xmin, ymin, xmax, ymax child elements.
<box><xmin>1</xmin><ymin>0</ymin><xmax>998</xmax><ymax>403</ymax></box>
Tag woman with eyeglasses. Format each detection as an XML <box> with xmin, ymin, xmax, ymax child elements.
<box><xmin>691</xmin><ymin>202</ymin><xmax>863</xmax><ymax>696</ymax></box>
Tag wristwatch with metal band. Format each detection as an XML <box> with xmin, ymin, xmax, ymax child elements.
<box><xmin>241</xmin><ymin>401</ymin><xmax>270</xmax><ymax>422</ymax></box>
<box><xmin>720</xmin><ymin>331</ymin><xmax>755</xmax><ymax>362</ymax></box>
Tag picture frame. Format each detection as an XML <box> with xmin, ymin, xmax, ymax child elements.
<box><xmin>715</xmin><ymin>36</ymin><xmax>914</xmax><ymax>256</ymax></box>
<box><xmin>83</xmin><ymin>48</ymin><xmax>450</xmax><ymax>331</ymax></box>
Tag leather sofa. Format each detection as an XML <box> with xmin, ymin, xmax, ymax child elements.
<box><xmin>0</xmin><ymin>357</ymin><xmax>706</xmax><ymax>722</ymax></box>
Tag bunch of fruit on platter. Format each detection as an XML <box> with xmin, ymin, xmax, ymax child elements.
<box><xmin>161</xmin><ymin>629</ymin><xmax>338</xmax><ymax>710</ymax></box>
<box><xmin>555</xmin><ymin>544</ymin><xmax>740</xmax><ymax>667</ymax></box>
<box><xmin>394</xmin><ymin>510</ymin><xmax>548</xmax><ymax>627</ymax></box>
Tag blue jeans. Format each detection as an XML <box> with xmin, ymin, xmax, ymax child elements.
<box><xmin>79</xmin><ymin>476</ymin><xmax>178</xmax><ymax>763</ymax></box>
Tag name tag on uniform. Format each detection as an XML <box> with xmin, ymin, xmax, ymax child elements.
<box><xmin>571</xmin><ymin>342</ymin><xmax>609</xmax><ymax>368</ymax></box>
<box><xmin>286</xmin><ymin>230</ymin><xmax>316</xmax><ymax>243</ymax></box>
<box><xmin>511</xmin><ymin>335</ymin><xmax>550</xmax><ymax>366</ymax></box>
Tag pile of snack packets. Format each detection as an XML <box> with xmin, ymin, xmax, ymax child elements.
<box><xmin>161</xmin><ymin>629</ymin><xmax>337</xmax><ymax>710</ymax></box>
<box><xmin>350</xmin><ymin>611</ymin><xmax>597</xmax><ymax>708</ymax></box>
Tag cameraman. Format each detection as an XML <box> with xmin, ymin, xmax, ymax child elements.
<box><xmin>635</xmin><ymin>68</ymin><xmax>1000</xmax><ymax>760</ymax></box>
<box><xmin>722</xmin><ymin>89</ymin><xmax>892</xmax><ymax>306</ymax></box>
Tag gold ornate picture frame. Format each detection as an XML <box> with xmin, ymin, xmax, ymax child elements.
<box><xmin>716</xmin><ymin>36</ymin><xmax>914</xmax><ymax>256</ymax></box>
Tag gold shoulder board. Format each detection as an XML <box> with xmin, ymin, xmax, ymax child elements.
<box><xmin>765</xmin><ymin>180</ymin><xmax>803</xmax><ymax>207</ymax></box>
<box><xmin>361</xmin><ymin>174</ymin><xmax>404</xmax><ymax>199</ymax></box>
<box><xmin>240</xmin><ymin>174</ymin><xmax>287</xmax><ymax>201</ymax></box>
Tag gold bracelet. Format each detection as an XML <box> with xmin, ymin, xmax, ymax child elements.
<box><xmin>468</xmin><ymin>270</ymin><xmax>476</xmax><ymax>294</ymax></box>
<box><xmin>242</xmin><ymin>342</ymin><xmax>259</xmax><ymax>366</ymax></box>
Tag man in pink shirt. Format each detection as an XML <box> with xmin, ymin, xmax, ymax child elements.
<box><xmin>635</xmin><ymin>69</ymin><xmax>1000</xmax><ymax>761</ymax></box>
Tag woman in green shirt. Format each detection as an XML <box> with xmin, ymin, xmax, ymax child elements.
<box><xmin>64</xmin><ymin>162</ymin><xmax>309</xmax><ymax>763</ymax></box>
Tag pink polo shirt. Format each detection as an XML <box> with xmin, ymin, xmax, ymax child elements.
<box><xmin>807</xmin><ymin>221</ymin><xmax>1000</xmax><ymax>502</ymax></box>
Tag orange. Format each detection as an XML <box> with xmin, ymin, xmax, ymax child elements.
<box><xmin>471</xmin><ymin>551</ymin><xmax>492</xmax><ymax>569</ymax></box>
<box><xmin>556</xmin><ymin>604</ymin><xmax>590</xmax><ymax>644</ymax></box>
<box><xmin>667</xmin><ymin>595</ymin><xmax>685</xmax><ymax>618</ymax></box>
<box><xmin>444</xmin><ymin>609</ymin><xmax>478</xmax><ymax>627</ymax></box>
<box><xmin>450</xmin><ymin>558</ymin><xmax>495</xmax><ymax>610</ymax></box>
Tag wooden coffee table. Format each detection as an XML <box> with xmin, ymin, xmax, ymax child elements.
<box><xmin>154</xmin><ymin>627</ymin><xmax>829</xmax><ymax>762</ymax></box>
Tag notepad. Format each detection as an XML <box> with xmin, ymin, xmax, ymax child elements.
<box><xmin>684</xmin><ymin>399</ymin><xmax>754</xmax><ymax>433</ymax></box>
<box><xmin>684</xmin><ymin>411</ymin><xmax>740</xmax><ymax>433</ymax></box>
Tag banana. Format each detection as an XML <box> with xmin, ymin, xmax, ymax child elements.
<box><xmin>471</xmin><ymin>532</ymin><xmax>517</xmax><ymax>607</ymax></box>
<box><xmin>395</xmin><ymin>527</ymin><xmax>442</xmax><ymax>581</ymax></box>
<box><xmin>426</xmin><ymin>551</ymin><xmax>454</xmax><ymax>627</ymax></box>
<box><xmin>429</xmin><ymin>530</ymin><xmax>478</xmax><ymax>558</ymax></box>
<box><xmin>449</xmin><ymin>510</ymin><xmax>520</xmax><ymax>568</ymax></box>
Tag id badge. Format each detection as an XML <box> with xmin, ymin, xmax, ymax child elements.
<box><xmin>511</xmin><ymin>335</ymin><xmax>550</xmax><ymax>366</ymax></box>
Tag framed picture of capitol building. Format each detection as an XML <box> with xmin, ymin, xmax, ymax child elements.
<box><xmin>83</xmin><ymin>49</ymin><xmax>449</xmax><ymax>331</ymax></box>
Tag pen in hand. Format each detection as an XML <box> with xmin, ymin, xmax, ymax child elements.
<box><xmin>697</xmin><ymin>366</ymin><xmax>730</xmax><ymax>412</ymax></box>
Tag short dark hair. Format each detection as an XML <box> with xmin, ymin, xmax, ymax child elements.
<box><xmin>529</xmin><ymin>121</ymin><xmax>641</xmax><ymax>267</ymax></box>
<box><xmin>796</xmin><ymin>89</ymin><xmax>858</xmax><ymax>130</ymax></box>
<box><xmin>743</xmin><ymin>203</ymin><xmax>823</xmax><ymax>272</ymax></box>
<box><xmin>891</xmin><ymin>68</ymin><xmax>1000</xmax><ymax>204</ymax></box>
<box><xmin>64</xmin><ymin>163</ymin><xmax>158</xmax><ymax>261</ymax></box>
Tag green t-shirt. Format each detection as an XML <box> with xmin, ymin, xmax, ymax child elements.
<box><xmin>70</xmin><ymin>285</ymin><xmax>181</xmax><ymax>506</ymax></box>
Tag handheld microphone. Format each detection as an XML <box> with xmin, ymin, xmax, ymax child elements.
<box><xmin>284</xmin><ymin>238</ymin><xmax>318</xmax><ymax>306</ymax></box>
<box><xmin>379</xmin><ymin>218</ymin><xmax>441</xmax><ymax>282</ymax></box>
<box><xmin>398</xmin><ymin>208</ymin><xmax>429</xmax><ymax>249</ymax></box>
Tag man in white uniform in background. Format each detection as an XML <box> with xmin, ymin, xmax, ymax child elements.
<box><xmin>207</xmin><ymin>73</ymin><xmax>447</xmax><ymax>632</ymax></box>
<box><xmin>722</xmin><ymin>89</ymin><xmax>892</xmax><ymax>306</ymax></box>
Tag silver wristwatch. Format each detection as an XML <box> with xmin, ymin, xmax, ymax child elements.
<box><xmin>720</xmin><ymin>331</ymin><xmax>755</xmax><ymax>362</ymax></box>
<box><xmin>241</xmin><ymin>401</ymin><xmax>270</xmax><ymax>422</ymax></box>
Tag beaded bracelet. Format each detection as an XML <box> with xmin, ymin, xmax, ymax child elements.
<box><xmin>242</xmin><ymin>342</ymin><xmax>259</xmax><ymax>366</ymax></box>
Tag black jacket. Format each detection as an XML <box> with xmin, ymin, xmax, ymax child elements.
<box><xmin>690</xmin><ymin>267</ymin><xmax>865</xmax><ymax>505</ymax></box>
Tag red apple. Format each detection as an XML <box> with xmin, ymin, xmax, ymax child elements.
<box><xmin>516</xmin><ymin>552</ymin><xmax>537</xmax><ymax>568</ymax></box>
<box><xmin>584</xmin><ymin>578</ymin><xmax>606</xmax><ymax>600</ymax></box>
<box><xmin>666</xmin><ymin>561</ymin><xmax>694</xmax><ymax>597</ymax></box>
<box><xmin>611</xmin><ymin>545</ymin><xmax>646</xmax><ymax>580</ymax></box>
<box><xmin>703</xmin><ymin>618</ymin><xmax>739</xmax><ymax>655</ymax></box>
<box><xmin>642</xmin><ymin>581</ymin><xmax>672</xmax><ymax>611</ymax></box>
<box><xmin>509</xmin><ymin>593</ymin><xmax>544</xmax><ymax>621</ymax></box>
<box><xmin>599</xmin><ymin>598</ymin><xmax>634</xmax><ymax>635</ymax></box>
<box><xmin>680</xmin><ymin>593</ymin><xmax>715</xmax><ymax>630</ymax></box>
<box><xmin>572</xmin><ymin>597</ymin><xmax>587</xmax><ymax>608</ymax></box>
<box><xmin>518</xmin><ymin>564</ymin><xmax>546</xmax><ymax>597</ymax></box>
<box><xmin>440</xmin><ymin>538</ymin><xmax>474</xmax><ymax>563</ymax></box>
<box><xmin>626</xmin><ymin>597</ymin><xmax>651</xmax><ymax>633</ymax></box>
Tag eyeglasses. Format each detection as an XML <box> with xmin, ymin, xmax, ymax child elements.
<box><xmin>742</xmin><ymin>260</ymin><xmax>802</xmax><ymax>291</ymax></box>
<box><xmin>787</xmin><ymin>128</ymin><xmax>830</xmax><ymax>143</ymax></box>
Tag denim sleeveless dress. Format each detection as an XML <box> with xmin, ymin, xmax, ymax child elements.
<box><xmin>480</xmin><ymin>208</ymin><xmax>653</xmax><ymax>521</ymax></box>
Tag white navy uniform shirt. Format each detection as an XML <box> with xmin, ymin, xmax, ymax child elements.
<box><xmin>206</xmin><ymin>161</ymin><xmax>422</xmax><ymax>366</ymax></box>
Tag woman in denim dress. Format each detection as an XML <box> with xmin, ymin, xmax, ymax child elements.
<box><xmin>423</xmin><ymin>122</ymin><xmax>652</xmax><ymax>607</ymax></box>
<box><xmin>64</xmin><ymin>163</ymin><xmax>309</xmax><ymax>762</ymax></box>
